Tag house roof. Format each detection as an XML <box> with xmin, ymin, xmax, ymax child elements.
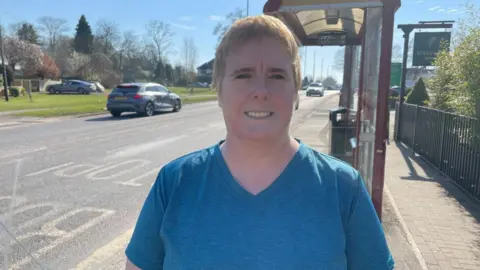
<box><xmin>197</xmin><ymin>59</ymin><xmax>214</xmax><ymax>70</ymax></box>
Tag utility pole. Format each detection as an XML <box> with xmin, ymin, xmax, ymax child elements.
<box><xmin>303</xmin><ymin>47</ymin><xmax>307</xmax><ymax>79</ymax></box>
<box><xmin>246</xmin><ymin>0</ymin><xmax>249</xmax><ymax>16</ymax></box>
<box><xmin>0</xmin><ymin>24</ymin><xmax>8</xmax><ymax>102</ymax></box>
<box><xmin>312</xmin><ymin>50</ymin><xmax>316</xmax><ymax>81</ymax></box>
<box><xmin>320</xmin><ymin>58</ymin><xmax>324</xmax><ymax>81</ymax></box>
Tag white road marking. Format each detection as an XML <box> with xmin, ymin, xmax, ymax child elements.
<box><xmin>74</xmin><ymin>229</ymin><xmax>133</xmax><ymax>270</ymax></box>
<box><xmin>25</xmin><ymin>162</ymin><xmax>74</xmax><ymax>177</ymax></box>
<box><xmin>0</xmin><ymin>146</ymin><xmax>47</xmax><ymax>159</ymax></box>
<box><xmin>11</xmin><ymin>207</ymin><xmax>115</xmax><ymax>270</ymax></box>
<box><xmin>114</xmin><ymin>168</ymin><xmax>159</xmax><ymax>187</ymax></box>
<box><xmin>54</xmin><ymin>164</ymin><xmax>104</xmax><ymax>178</ymax></box>
<box><xmin>85</xmin><ymin>159</ymin><xmax>150</xmax><ymax>180</ymax></box>
<box><xmin>106</xmin><ymin>136</ymin><xmax>186</xmax><ymax>159</ymax></box>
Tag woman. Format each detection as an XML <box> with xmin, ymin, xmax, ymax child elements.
<box><xmin>125</xmin><ymin>15</ymin><xmax>394</xmax><ymax>270</ymax></box>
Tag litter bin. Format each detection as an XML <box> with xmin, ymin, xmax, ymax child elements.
<box><xmin>329</xmin><ymin>107</ymin><xmax>357</xmax><ymax>166</ymax></box>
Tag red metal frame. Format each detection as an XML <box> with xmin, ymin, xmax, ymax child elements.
<box><xmin>371</xmin><ymin>0</ymin><xmax>397</xmax><ymax>219</ymax></box>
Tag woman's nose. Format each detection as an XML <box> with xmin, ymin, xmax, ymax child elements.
<box><xmin>250</xmin><ymin>78</ymin><xmax>270</xmax><ymax>100</ymax></box>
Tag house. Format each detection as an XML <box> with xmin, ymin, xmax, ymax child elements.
<box><xmin>197</xmin><ymin>59</ymin><xmax>214</xmax><ymax>76</ymax></box>
<box><xmin>196</xmin><ymin>59</ymin><xmax>214</xmax><ymax>84</ymax></box>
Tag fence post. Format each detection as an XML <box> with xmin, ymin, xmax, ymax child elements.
<box><xmin>438</xmin><ymin>112</ymin><xmax>447</xmax><ymax>170</ymax></box>
<box><xmin>412</xmin><ymin>105</ymin><xmax>419</xmax><ymax>154</ymax></box>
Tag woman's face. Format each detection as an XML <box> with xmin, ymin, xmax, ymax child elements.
<box><xmin>219</xmin><ymin>37</ymin><xmax>297</xmax><ymax>142</ymax></box>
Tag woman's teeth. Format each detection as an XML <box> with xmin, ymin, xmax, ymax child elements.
<box><xmin>245</xmin><ymin>111</ymin><xmax>273</xmax><ymax>118</ymax></box>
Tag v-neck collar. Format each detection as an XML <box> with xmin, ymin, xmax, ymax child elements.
<box><xmin>213</xmin><ymin>139</ymin><xmax>306</xmax><ymax>200</ymax></box>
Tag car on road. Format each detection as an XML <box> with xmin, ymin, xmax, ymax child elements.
<box><xmin>306</xmin><ymin>83</ymin><xmax>325</xmax><ymax>97</ymax></box>
<box><xmin>107</xmin><ymin>82</ymin><xmax>182</xmax><ymax>117</ymax></box>
<box><xmin>47</xmin><ymin>80</ymin><xmax>96</xmax><ymax>95</ymax></box>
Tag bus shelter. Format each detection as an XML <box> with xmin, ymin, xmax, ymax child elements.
<box><xmin>264</xmin><ymin>0</ymin><xmax>401</xmax><ymax>219</ymax></box>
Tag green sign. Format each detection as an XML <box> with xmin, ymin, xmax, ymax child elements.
<box><xmin>413</xmin><ymin>32</ymin><xmax>451</xmax><ymax>66</ymax></box>
<box><xmin>390</xmin><ymin>62</ymin><xmax>402</xmax><ymax>87</ymax></box>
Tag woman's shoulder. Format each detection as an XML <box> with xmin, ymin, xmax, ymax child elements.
<box><xmin>160</xmin><ymin>143</ymin><xmax>217</xmax><ymax>177</ymax></box>
<box><xmin>301</xmin><ymin>143</ymin><xmax>360</xmax><ymax>181</ymax></box>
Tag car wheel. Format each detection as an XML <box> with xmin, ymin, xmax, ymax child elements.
<box><xmin>172</xmin><ymin>99</ymin><xmax>182</xmax><ymax>112</ymax></box>
<box><xmin>110</xmin><ymin>110</ymin><xmax>122</xmax><ymax>117</ymax></box>
<box><xmin>143</xmin><ymin>101</ymin><xmax>155</xmax><ymax>117</ymax></box>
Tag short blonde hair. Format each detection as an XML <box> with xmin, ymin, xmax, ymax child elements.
<box><xmin>212</xmin><ymin>15</ymin><xmax>302</xmax><ymax>92</ymax></box>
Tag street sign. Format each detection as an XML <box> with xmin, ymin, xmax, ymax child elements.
<box><xmin>412</xmin><ymin>32</ymin><xmax>451</xmax><ymax>66</ymax></box>
<box><xmin>390</xmin><ymin>62</ymin><xmax>402</xmax><ymax>86</ymax></box>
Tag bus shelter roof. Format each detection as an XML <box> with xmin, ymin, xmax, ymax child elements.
<box><xmin>263</xmin><ymin>0</ymin><xmax>401</xmax><ymax>46</ymax></box>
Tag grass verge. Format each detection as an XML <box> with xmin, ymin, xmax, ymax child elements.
<box><xmin>11</xmin><ymin>94</ymin><xmax>217</xmax><ymax>117</ymax></box>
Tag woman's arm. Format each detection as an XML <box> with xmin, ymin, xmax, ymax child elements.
<box><xmin>125</xmin><ymin>259</ymin><xmax>142</xmax><ymax>270</ymax></box>
<box><xmin>344</xmin><ymin>173</ymin><xmax>394</xmax><ymax>269</ymax></box>
<box><xmin>124</xmin><ymin>168</ymin><xmax>169</xmax><ymax>270</ymax></box>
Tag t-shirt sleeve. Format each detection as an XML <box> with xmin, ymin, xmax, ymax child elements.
<box><xmin>125</xmin><ymin>168</ymin><xmax>169</xmax><ymax>270</ymax></box>
<box><xmin>344</xmin><ymin>172</ymin><xmax>395</xmax><ymax>270</ymax></box>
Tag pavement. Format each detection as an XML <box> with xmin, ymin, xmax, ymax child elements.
<box><xmin>0</xmin><ymin>90</ymin><xmax>339</xmax><ymax>269</ymax></box>
<box><xmin>383</xmin><ymin>112</ymin><xmax>480</xmax><ymax>270</ymax></box>
<box><xmin>2</xmin><ymin>91</ymin><xmax>478</xmax><ymax>270</ymax></box>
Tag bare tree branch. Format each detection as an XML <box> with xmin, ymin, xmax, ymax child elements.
<box><xmin>37</xmin><ymin>16</ymin><xmax>69</xmax><ymax>56</ymax></box>
<box><xmin>182</xmin><ymin>36</ymin><xmax>198</xmax><ymax>72</ymax></box>
<box><xmin>94</xmin><ymin>19</ymin><xmax>120</xmax><ymax>55</ymax></box>
<box><xmin>144</xmin><ymin>20</ymin><xmax>174</xmax><ymax>64</ymax></box>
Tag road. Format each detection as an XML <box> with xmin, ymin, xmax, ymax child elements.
<box><xmin>0</xmin><ymin>91</ymin><xmax>340</xmax><ymax>269</ymax></box>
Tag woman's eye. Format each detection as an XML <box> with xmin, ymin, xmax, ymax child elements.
<box><xmin>270</xmin><ymin>74</ymin><xmax>285</xmax><ymax>80</ymax></box>
<box><xmin>235</xmin><ymin>74</ymin><xmax>251</xmax><ymax>79</ymax></box>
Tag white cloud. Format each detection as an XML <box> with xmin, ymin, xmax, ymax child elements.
<box><xmin>179</xmin><ymin>16</ymin><xmax>192</xmax><ymax>21</ymax></box>
<box><xmin>438</xmin><ymin>8</ymin><xmax>446</xmax><ymax>12</ymax></box>
<box><xmin>209</xmin><ymin>15</ymin><xmax>225</xmax><ymax>21</ymax></box>
<box><xmin>446</xmin><ymin>9</ymin><xmax>458</xmax><ymax>14</ymax></box>
<box><xmin>429</xmin><ymin>6</ymin><xmax>441</xmax><ymax>11</ymax></box>
<box><xmin>416</xmin><ymin>0</ymin><xmax>424</xmax><ymax>3</ymax></box>
<box><xmin>171</xmin><ymin>23</ymin><xmax>195</xmax><ymax>30</ymax></box>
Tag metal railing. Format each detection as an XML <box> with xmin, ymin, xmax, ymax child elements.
<box><xmin>396</xmin><ymin>103</ymin><xmax>480</xmax><ymax>201</ymax></box>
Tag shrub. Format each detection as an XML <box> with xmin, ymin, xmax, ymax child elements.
<box><xmin>9</xmin><ymin>86</ymin><xmax>26</xmax><ymax>97</ymax></box>
<box><xmin>406</xmin><ymin>78</ymin><xmax>430</xmax><ymax>106</ymax></box>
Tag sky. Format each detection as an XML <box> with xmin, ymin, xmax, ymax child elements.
<box><xmin>0</xmin><ymin>0</ymin><xmax>477</xmax><ymax>82</ymax></box>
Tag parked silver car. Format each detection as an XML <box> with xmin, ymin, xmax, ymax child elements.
<box><xmin>47</xmin><ymin>80</ymin><xmax>96</xmax><ymax>94</ymax></box>
<box><xmin>107</xmin><ymin>83</ymin><xmax>182</xmax><ymax>117</ymax></box>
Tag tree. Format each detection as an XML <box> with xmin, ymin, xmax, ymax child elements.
<box><xmin>174</xmin><ymin>65</ymin><xmax>187</xmax><ymax>86</ymax></box>
<box><xmin>154</xmin><ymin>59</ymin><xmax>166</xmax><ymax>83</ymax></box>
<box><xmin>144</xmin><ymin>20</ymin><xmax>174</xmax><ymax>66</ymax></box>
<box><xmin>333</xmin><ymin>48</ymin><xmax>344</xmax><ymax>72</ymax></box>
<box><xmin>37</xmin><ymin>16</ymin><xmax>69</xmax><ymax>55</ymax></box>
<box><xmin>406</xmin><ymin>78</ymin><xmax>429</xmax><ymax>106</ymax></box>
<box><xmin>427</xmin><ymin>3</ymin><xmax>480</xmax><ymax>119</ymax></box>
<box><xmin>165</xmin><ymin>63</ymin><xmax>174</xmax><ymax>84</ymax></box>
<box><xmin>4</xmin><ymin>37</ymin><xmax>43</xmax><ymax>75</ymax></box>
<box><xmin>213</xmin><ymin>8</ymin><xmax>245</xmax><ymax>45</ymax></box>
<box><xmin>181</xmin><ymin>36</ymin><xmax>198</xmax><ymax>79</ymax></box>
<box><xmin>74</xmin><ymin>15</ymin><xmax>94</xmax><ymax>54</ymax></box>
<box><xmin>302</xmin><ymin>76</ymin><xmax>313</xmax><ymax>87</ymax></box>
<box><xmin>94</xmin><ymin>19</ymin><xmax>120</xmax><ymax>55</ymax></box>
<box><xmin>54</xmin><ymin>35</ymin><xmax>74</xmax><ymax>76</ymax></box>
<box><xmin>322</xmin><ymin>76</ymin><xmax>338</xmax><ymax>89</ymax></box>
<box><xmin>10</xmin><ymin>22</ymin><xmax>39</xmax><ymax>44</ymax></box>
<box><xmin>0</xmin><ymin>64</ymin><xmax>14</xmax><ymax>86</ymax></box>
<box><xmin>37</xmin><ymin>54</ymin><xmax>60</xmax><ymax>79</ymax></box>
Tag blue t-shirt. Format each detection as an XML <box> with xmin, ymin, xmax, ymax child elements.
<box><xmin>126</xmin><ymin>140</ymin><xmax>394</xmax><ymax>270</ymax></box>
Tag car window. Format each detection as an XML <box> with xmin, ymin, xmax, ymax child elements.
<box><xmin>157</xmin><ymin>86</ymin><xmax>169</xmax><ymax>93</ymax></box>
<box><xmin>146</xmin><ymin>86</ymin><xmax>157</xmax><ymax>92</ymax></box>
<box><xmin>113</xmin><ymin>85</ymin><xmax>141</xmax><ymax>93</ymax></box>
